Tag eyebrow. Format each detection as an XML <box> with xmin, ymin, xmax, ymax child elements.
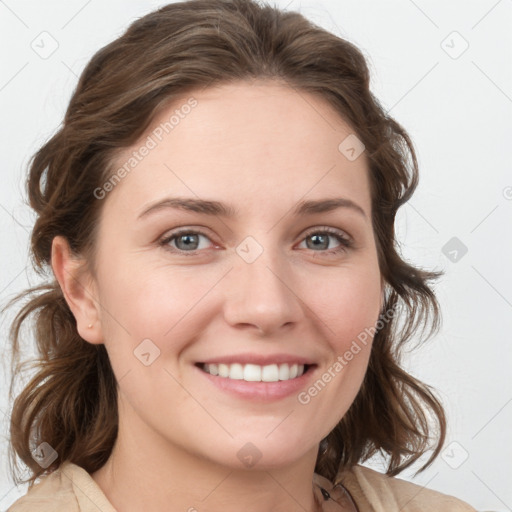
<box><xmin>137</xmin><ymin>196</ymin><xmax>367</xmax><ymax>220</ymax></box>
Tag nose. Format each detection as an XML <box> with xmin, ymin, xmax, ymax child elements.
<box><xmin>222</xmin><ymin>245</ymin><xmax>303</xmax><ymax>337</ymax></box>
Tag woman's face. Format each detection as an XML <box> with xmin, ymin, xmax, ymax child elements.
<box><xmin>90</xmin><ymin>81</ymin><xmax>383</xmax><ymax>470</ymax></box>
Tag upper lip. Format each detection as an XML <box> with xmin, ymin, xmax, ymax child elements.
<box><xmin>198</xmin><ymin>353</ymin><xmax>316</xmax><ymax>366</ymax></box>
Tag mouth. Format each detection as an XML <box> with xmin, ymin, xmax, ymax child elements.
<box><xmin>195</xmin><ymin>362</ymin><xmax>315</xmax><ymax>382</ymax></box>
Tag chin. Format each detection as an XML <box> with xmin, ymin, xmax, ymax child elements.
<box><xmin>218</xmin><ymin>434</ymin><xmax>317</xmax><ymax>471</ymax></box>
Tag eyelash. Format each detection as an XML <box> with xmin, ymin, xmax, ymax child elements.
<box><xmin>158</xmin><ymin>226</ymin><xmax>354</xmax><ymax>257</ymax></box>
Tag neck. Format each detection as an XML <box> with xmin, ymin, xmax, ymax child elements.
<box><xmin>91</xmin><ymin>398</ymin><xmax>321</xmax><ymax>512</ymax></box>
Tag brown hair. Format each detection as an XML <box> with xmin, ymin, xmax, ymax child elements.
<box><xmin>5</xmin><ymin>0</ymin><xmax>446</xmax><ymax>487</ymax></box>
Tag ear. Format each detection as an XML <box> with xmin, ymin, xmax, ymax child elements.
<box><xmin>51</xmin><ymin>235</ymin><xmax>103</xmax><ymax>344</ymax></box>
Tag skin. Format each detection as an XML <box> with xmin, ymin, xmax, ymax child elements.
<box><xmin>52</xmin><ymin>80</ymin><xmax>383</xmax><ymax>512</ymax></box>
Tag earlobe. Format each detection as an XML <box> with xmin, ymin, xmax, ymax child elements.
<box><xmin>51</xmin><ymin>236</ymin><xmax>103</xmax><ymax>345</ymax></box>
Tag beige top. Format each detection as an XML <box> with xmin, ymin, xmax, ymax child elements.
<box><xmin>7</xmin><ymin>461</ymin><xmax>477</xmax><ymax>511</ymax></box>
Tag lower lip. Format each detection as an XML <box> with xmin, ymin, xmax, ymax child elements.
<box><xmin>194</xmin><ymin>364</ymin><xmax>317</xmax><ymax>401</ymax></box>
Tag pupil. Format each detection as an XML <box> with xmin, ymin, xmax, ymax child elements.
<box><xmin>179</xmin><ymin>234</ymin><xmax>197</xmax><ymax>249</ymax></box>
<box><xmin>309</xmin><ymin>234</ymin><xmax>327</xmax><ymax>250</ymax></box>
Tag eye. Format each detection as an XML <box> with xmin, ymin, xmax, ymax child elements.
<box><xmin>158</xmin><ymin>226</ymin><xmax>353</xmax><ymax>256</ymax></box>
<box><xmin>297</xmin><ymin>227</ymin><xmax>353</xmax><ymax>256</ymax></box>
<box><xmin>159</xmin><ymin>229</ymin><xmax>214</xmax><ymax>255</ymax></box>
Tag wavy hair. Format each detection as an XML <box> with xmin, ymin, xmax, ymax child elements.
<box><xmin>5</xmin><ymin>0</ymin><xmax>445</xmax><ymax>487</ymax></box>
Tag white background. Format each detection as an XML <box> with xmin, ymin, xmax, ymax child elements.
<box><xmin>0</xmin><ymin>0</ymin><xmax>511</xmax><ymax>510</ymax></box>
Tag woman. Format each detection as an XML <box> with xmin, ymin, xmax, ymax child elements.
<box><xmin>5</xmin><ymin>0</ymin><xmax>477</xmax><ymax>510</ymax></box>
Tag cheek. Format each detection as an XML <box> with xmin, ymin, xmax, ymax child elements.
<box><xmin>313</xmin><ymin>264</ymin><xmax>382</xmax><ymax>346</ymax></box>
<box><xmin>93</xmin><ymin>264</ymin><xmax>206</xmax><ymax>404</ymax></box>
<box><xmin>296</xmin><ymin>270</ymin><xmax>380</xmax><ymax>422</ymax></box>
<box><xmin>307</xmin><ymin>264</ymin><xmax>381</xmax><ymax>399</ymax></box>
<box><xmin>95</xmin><ymin>256</ymin><xmax>222</xmax><ymax>360</ymax></box>
<box><xmin>97</xmin><ymin>255</ymin><xmax>185</xmax><ymax>324</ymax></box>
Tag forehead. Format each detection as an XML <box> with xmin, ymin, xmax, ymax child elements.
<box><xmin>104</xmin><ymin>80</ymin><xmax>371</xmax><ymax>218</ymax></box>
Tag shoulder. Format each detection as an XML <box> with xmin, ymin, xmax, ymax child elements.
<box><xmin>338</xmin><ymin>464</ymin><xmax>478</xmax><ymax>511</ymax></box>
<box><xmin>7</xmin><ymin>461</ymin><xmax>116</xmax><ymax>512</ymax></box>
<box><xmin>7</xmin><ymin>462</ymin><xmax>79</xmax><ymax>512</ymax></box>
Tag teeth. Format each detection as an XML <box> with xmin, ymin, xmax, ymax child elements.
<box><xmin>202</xmin><ymin>362</ymin><xmax>305</xmax><ymax>382</ymax></box>
<box><xmin>244</xmin><ymin>364</ymin><xmax>261</xmax><ymax>381</ymax></box>
<box><xmin>229</xmin><ymin>363</ymin><xmax>244</xmax><ymax>380</ymax></box>
<box><xmin>262</xmin><ymin>364</ymin><xmax>278</xmax><ymax>382</ymax></box>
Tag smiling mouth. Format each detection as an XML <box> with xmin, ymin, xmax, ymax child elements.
<box><xmin>196</xmin><ymin>362</ymin><xmax>314</xmax><ymax>382</ymax></box>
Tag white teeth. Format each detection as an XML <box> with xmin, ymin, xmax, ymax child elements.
<box><xmin>278</xmin><ymin>363</ymin><xmax>289</xmax><ymax>380</ymax></box>
<box><xmin>261</xmin><ymin>364</ymin><xmax>279</xmax><ymax>382</ymax></box>
<box><xmin>229</xmin><ymin>363</ymin><xmax>244</xmax><ymax>380</ymax></box>
<box><xmin>218</xmin><ymin>363</ymin><xmax>229</xmax><ymax>377</ymax></box>
<box><xmin>202</xmin><ymin>362</ymin><xmax>306</xmax><ymax>382</ymax></box>
<box><xmin>243</xmin><ymin>364</ymin><xmax>261</xmax><ymax>382</ymax></box>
